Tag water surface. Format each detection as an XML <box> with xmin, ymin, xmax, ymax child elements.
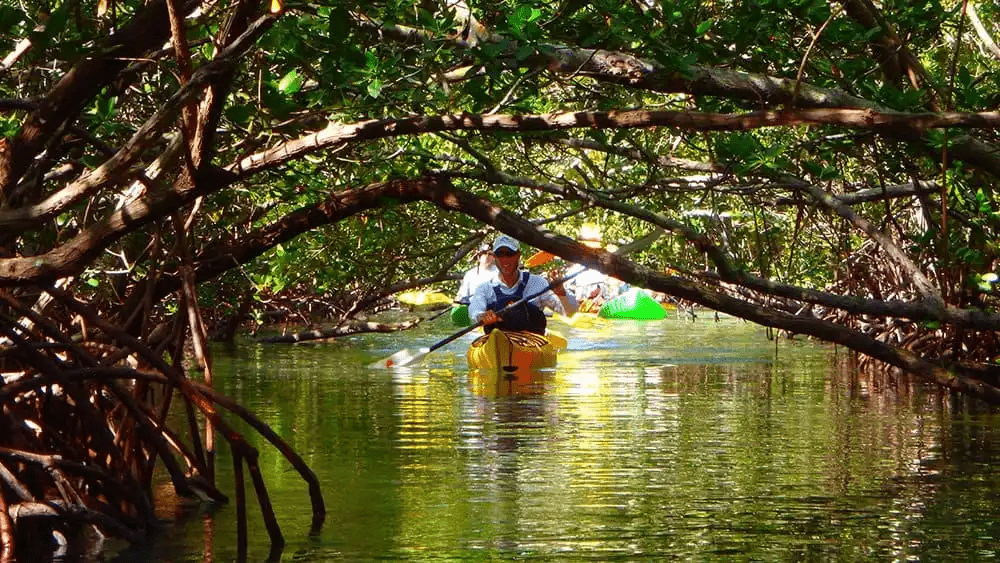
<box><xmin>116</xmin><ymin>313</ymin><xmax>1000</xmax><ymax>561</ymax></box>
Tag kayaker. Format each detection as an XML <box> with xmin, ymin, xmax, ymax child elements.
<box><xmin>566</xmin><ymin>224</ymin><xmax>615</xmax><ymax>312</ymax></box>
<box><xmin>566</xmin><ymin>264</ymin><xmax>611</xmax><ymax>312</ymax></box>
<box><xmin>455</xmin><ymin>242</ymin><xmax>498</xmax><ymax>305</ymax></box>
<box><xmin>468</xmin><ymin>235</ymin><xmax>579</xmax><ymax>334</ymax></box>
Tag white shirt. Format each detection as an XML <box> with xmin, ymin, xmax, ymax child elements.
<box><xmin>468</xmin><ymin>270</ymin><xmax>579</xmax><ymax>323</ymax></box>
<box><xmin>456</xmin><ymin>264</ymin><xmax>498</xmax><ymax>304</ymax></box>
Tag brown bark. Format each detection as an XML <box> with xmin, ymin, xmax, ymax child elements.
<box><xmin>0</xmin><ymin>12</ymin><xmax>277</xmax><ymax>234</ymax></box>
<box><xmin>114</xmin><ymin>176</ymin><xmax>993</xmax><ymax>337</ymax></box>
<box><xmin>775</xmin><ymin>181</ymin><xmax>940</xmax><ymax>206</ymax></box>
<box><xmin>836</xmin><ymin>0</ymin><xmax>941</xmax><ymax>107</ymax></box>
<box><xmin>9</xmin><ymin>285</ymin><xmax>326</xmax><ymax>549</ymax></box>
<box><xmin>355</xmin><ymin>13</ymin><xmax>1000</xmax><ymax>178</ymax></box>
<box><xmin>231</xmin><ymin>108</ymin><xmax>1000</xmax><ymax>177</ymax></box>
<box><xmin>3</xmin><ymin>102</ymin><xmax>998</xmax><ymax>288</ymax></box>
<box><xmin>800</xmin><ymin>183</ymin><xmax>942</xmax><ymax>304</ymax></box>
<box><xmin>43</xmin><ymin>173</ymin><xmax>985</xmax><ymax>403</ymax></box>
<box><xmin>0</xmin><ymin>165</ymin><xmax>236</xmax><ymax>284</ymax></box>
<box><xmin>0</xmin><ymin>0</ymin><xmax>201</xmax><ymax>201</ymax></box>
<box><xmin>0</xmin><ymin>489</ymin><xmax>12</xmax><ymax>563</ymax></box>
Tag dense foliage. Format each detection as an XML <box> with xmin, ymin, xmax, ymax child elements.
<box><xmin>2</xmin><ymin>0</ymin><xmax>1000</xmax><ymax>557</ymax></box>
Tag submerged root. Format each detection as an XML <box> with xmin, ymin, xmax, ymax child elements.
<box><xmin>0</xmin><ymin>286</ymin><xmax>325</xmax><ymax>560</ymax></box>
<box><xmin>823</xmin><ymin>246</ymin><xmax>999</xmax><ymax>380</ymax></box>
<box><xmin>692</xmin><ymin>241</ymin><xmax>999</xmax><ymax>394</ymax></box>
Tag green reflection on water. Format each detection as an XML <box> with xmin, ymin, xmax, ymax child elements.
<box><xmin>115</xmin><ymin>316</ymin><xmax>1000</xmax><ymax>562</ymax></box>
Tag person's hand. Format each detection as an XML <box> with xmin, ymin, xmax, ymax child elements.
<box><xmin>481</xmin><ymin>309</ymin><xmax>501</xmax><ymax>326</ymax></box>
<box><xmin>548</xmin><ymin>267</ymin><xmax>567</xmax><ymax>296</ymax></box>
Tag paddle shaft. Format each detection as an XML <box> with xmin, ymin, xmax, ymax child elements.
<box><xmin>375</xmin><ymin>230</ymin><xmax>662</xmax><ymax>368</ymax></box>
<box><xmin>421</xmin><ymin>269</ymin><xmax>585</xmax><ymax>354</ymax></box>
<box><xmin>426</xmin><ymin>303</ymin><xmax>458</xmax><ymax>321</ymax></box>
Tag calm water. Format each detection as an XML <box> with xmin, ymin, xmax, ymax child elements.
<box><xmin>111</xmin><ymin>313</ymin><xmax>1000</xmax><ymax>562</ymax></box>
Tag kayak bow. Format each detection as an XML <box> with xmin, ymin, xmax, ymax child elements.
<box><xmin>467</xmin><ymin>329</ymin><xmax>564</xmax><ymax>372</ymax></box>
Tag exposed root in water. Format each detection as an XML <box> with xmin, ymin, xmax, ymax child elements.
<box><xmin>0</xmin><ymin>286</ymin><xmax>325</xmax><ymax>560</ymax></box>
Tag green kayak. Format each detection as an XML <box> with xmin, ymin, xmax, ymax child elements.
<box><xmin>598</xmin><ymin>288</ymin><xmax>667</xmax><ymax>320</ymax></box>
<box><xmin>450</xmin><ymin>304</ymin><xmax>471</xmax><ymax>326</ymax></box>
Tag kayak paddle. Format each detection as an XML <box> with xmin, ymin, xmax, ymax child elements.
<box><xmin>423</xmin><ymin>303</ymin><xmax>456</xmax><ymax>322</ymax></box>
<box><xmin>369</xmin><ymin>268</ymin><xmax>585</xmax><ymax>369</ymax></box>
<box><xmin>369</xmin><ymin>229</ymin><xmax>665</xmax><ymax>369</ymax></box>
<box><xmin>524</xmin><ymin>250</ymin><xmax>556</xmax><ymax>268</ymax></box>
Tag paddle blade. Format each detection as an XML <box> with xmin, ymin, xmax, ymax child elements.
<box><xmin>525</xmin><ymin>250</ymin><xmax>555</xmax><ymax>267</ymax></box>
<box><xmin>369</xmin><ymin>347</ymin><xmax>430</xmax><ymax>369</ymax></box>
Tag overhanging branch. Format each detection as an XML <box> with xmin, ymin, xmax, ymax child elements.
<box><xmin>230</xmin><ymin>108</ymin><xmax>1000</xmax><ymax>177</ymax></box>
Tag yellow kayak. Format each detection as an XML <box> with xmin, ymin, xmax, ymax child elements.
<box><xmin>397</xmin><ymin>290</ymin><xmax>452</xmax><ymax>309</ymax></box>
<box><xmin>550</xmin><ymin>312</ymin><xmax>607</xmax><ymax>329</ymax></box>
<box><xmin>467</xmin><ymin>330</ymin><xmax>566</xmax><ymax>372</ymax></box>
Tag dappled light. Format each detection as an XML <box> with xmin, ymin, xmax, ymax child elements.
<box><xmin>1</xmin><ymin>0</ymin><xmax>1000</xmax><ymax>559</ymax></box>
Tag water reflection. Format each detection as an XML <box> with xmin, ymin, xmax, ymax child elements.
<box><xmin>469</xmin><ymin>367</ymin><xmax>548</xmax><ymax>398</ymax></box>
<box><xmin>108</xmin><ymin>317</ymin><xmax>1000</xmax><ymax>562</ymax></box>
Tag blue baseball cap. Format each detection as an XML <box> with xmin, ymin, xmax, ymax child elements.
<box><xmin>492</xmin><ymin>235</ymin><xmax>520</xmax><ymax>253</ymax></box>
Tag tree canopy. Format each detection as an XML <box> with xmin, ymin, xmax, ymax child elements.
<box><xmin>2</xmin><ymin>0</ymin><xmax>1000</xmax><ymax>556</ymax></box>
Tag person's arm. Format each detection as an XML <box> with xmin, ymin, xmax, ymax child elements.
<box><xmin>531</xmin><ymin>275</ymin><xmax>579</xmax><ymax>316</ymax></box>
<box><xmin>551</xmin><ymin>286</ymin><xmax>579</xmax><ymax>316</ymax></box>
<box><xmin>455</xmin><ymin>271</ymin><xmax>473</xmax><ymax>303</ymax></box>
<box><xmin>468</xmin><ymin>282</ymin><xmax>491</xmax><ymax>324</ymax></box>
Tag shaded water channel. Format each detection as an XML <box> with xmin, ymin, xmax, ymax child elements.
<box><xmin>114</xmin><ymin>313</ymin><xmax>1000</xmax><ymax>562</ymax></box>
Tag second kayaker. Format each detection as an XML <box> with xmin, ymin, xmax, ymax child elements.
<box><xmin>468</xmin><ymin>235</ymin><xmax>579</xmax><ymax>334</ymax></box>
<box><xmin>455</xmin><ymin>242</ymin><xmax>498</xmax><ymax>305</ymax></box>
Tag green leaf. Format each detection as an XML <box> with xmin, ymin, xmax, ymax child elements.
<box><xmin>328</xmin><ymin>6</ymin><xmax>350</xmax><ymax>39</ymax></box>
<box><xmin>95</xmin><ymin>95</ymin><xmax>116</xmax><ymax>118</ymax></box>
<box><xmin>278</xmin><ymin>69</ymin><xmax>303</xmax><ymax>94</ymax></box>
<box><xmin>588</xmin><ymin>130</ymin><xmax>609</xmax><ymax>145</ymax></box>
<box><xmin>482</xmin><ymin>42</ymin><xmax>506</xmax><ymax>58</ymax></box>
<box><xmin>367</xmin><ymin>79</ymin><xmax>382</xmax><ymax>98</ymax></box>
<box><xmin>225</xmin><ymin>104</ymin><xmax>253</xmax><ymax>126</ymax></box>
<box><xmin>513</xmin><ymin>5</ymin><xmax>532</xmax><ymax>25</ymax></box>
<box><xmin>695</xmin><ymin>19</ymin><xmax>713</xmax><ymax>35</ymax></box>
<box><xmin>0</xmin><ymin>6</ymin><xmax>25</xmax><ymax>34</ymax></box>
<box><xmin>31</xmin><ymin>2</ymin><xmax>69</xmax><ymax>51</ymax></box>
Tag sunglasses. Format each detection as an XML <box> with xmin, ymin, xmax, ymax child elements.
<box><xmin>494</xmin><ymin>249</ymin><xmax>519</xmax><ymax>257</ymax></box>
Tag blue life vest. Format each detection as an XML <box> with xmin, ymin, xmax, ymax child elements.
<box><xmin>489</xmin><ymin>271</ymin><xmax>547</xmax><ymax>334</ymax></box>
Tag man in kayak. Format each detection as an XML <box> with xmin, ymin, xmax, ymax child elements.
<box><xmin>468</xmin><ymin>235</ymin><xmax>579</xmax><ymax>334</ymax></box>
<box><xmin>455</xmin><ymin>242</ymin><xmax>498</xmax><ymax>305</ymax></box>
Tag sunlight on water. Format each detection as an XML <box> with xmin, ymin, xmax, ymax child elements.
<box><xmin>113</xmin><ymin>314</ymin><xmax>1000</xmax><ymax>562</ymax></box>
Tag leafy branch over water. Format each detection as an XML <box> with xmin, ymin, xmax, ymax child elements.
<box><xmin>1</xmin><ymin>0</ymin><xmax>1000</xmax><ymax>558</ymax></box>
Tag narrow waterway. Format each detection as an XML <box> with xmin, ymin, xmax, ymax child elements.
<box><xmin>113</xmin><ymin>312</ymin><xmax>1000</xmax><ymax>562</ymax></box>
